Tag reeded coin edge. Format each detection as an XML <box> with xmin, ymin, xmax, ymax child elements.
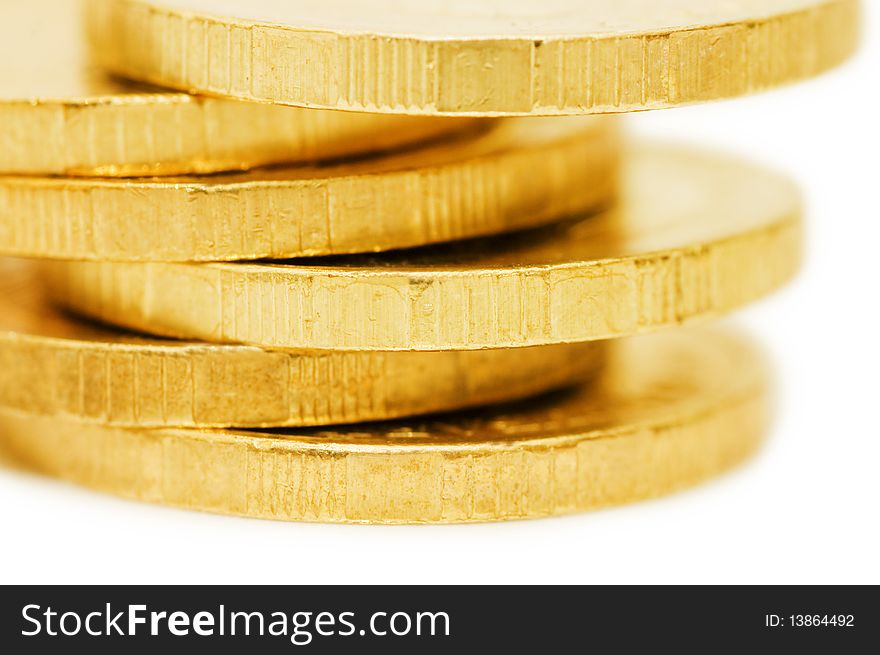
<box><xmin>41</xmin><ymin>205</ymin><xmax>802</xmax><ymax>351</ymax></box>
<box><xmin>0</xmin><ymin>119</ymin><xmax>618</xmax><ymax>260</ymax></box>
<box><xmin>87</xmin><ymin>0</ymin><xmax>860</xmax><ymax>115</ymax></box>
<box><xmin>0</xmin><ymin>95</ymin><xmax>479</xmax><ymax>176</ymax></box>
<box><xmin>0</xmin><ymin>329</ymin><xmax>768</xmax><ymax>523</ymax></box>
<box><xmin>0</xmin><ymin>327</ymin><xmax>603</xmax><ymax>428</ymax></box>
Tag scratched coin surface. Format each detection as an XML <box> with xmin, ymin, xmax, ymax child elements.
<box><xmin>42</xmin><ymin>144</ymin><xmax>802</xmax><ymax>351</ymax></box>
<box><xmin>0</xmin><ymin>260</ymin><xmax>602</xmax><ymax>428</ymax></box>
<box><xmin>86</xmin><ymin>0</ymin><xmax>859</xmax><ymax>115</ymax></box>
<box><xmin>0</xmin><ymin>328</ymin><xmax>769</xmax><ymax>523</ymax></box>
<box><xmin>0</xmin><ymin>0</ymin><xmax>476</xmax><ymax>175</ymax></box>
<box><xmin>0</xmin><ymin>117</ymin><xmax>618</xmax><ymax>261</ymax></box>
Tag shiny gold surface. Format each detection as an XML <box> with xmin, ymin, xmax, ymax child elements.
<box><xmin>43</xmin><ymin>144</ymin><xmax>802</xmax><ymax>351</ymax></box>
<box><xmin>0</xmin><ymin>117</ymin><xmax>618</xmax><ymax>261</ymax></box>
<box><xmin>0</xmin><ymin>260</ymin><xmax>603</xmax><ymax>428</ymax></box>
<box><xmin>86</xmin><ymin>0</ymin><xmax>859</xmax><ymax>115</ymax></box>
<box><xmin>0</xmin><ymin>328</ymin><xmax>769</xmax><ymax>523</ymax></box>
<box><xmin>0</xmin><ymin>0</ymin><xmax>477</xmax><ymax>175</ymax></box>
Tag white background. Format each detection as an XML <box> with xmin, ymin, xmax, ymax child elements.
<box><xmin>1</xmin><ymin>6</ymin><xmax>877</xmax><ymax>585</ymax></box>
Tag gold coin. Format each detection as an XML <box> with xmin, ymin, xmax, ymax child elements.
<box><xmin>0</xmin><ymin>328</ymin><xmax>769</xmax><ymax>524</ymax></box>
<box><xmin>0</xmin><ymin>0</ymin><xmax>477</xmax><ymax>175</ymax></box>
<box><xmin>42</xmin><ymin>144</ymin><xmax>802</xmax><ymax>351</ymax></box>
<box><xmin>0</xmin><ymin>259</ymin><xmax>602</xmax><ymax>428</ymax></box>
<box><xmin>0</xmin><ymin>117</ymin><xmax>618</xmax><ymax>261</ymax></box>
<box><xmin>86</xmin><ymin>0</ymin><xmax>860</xmax><ymax>116</ymax></box>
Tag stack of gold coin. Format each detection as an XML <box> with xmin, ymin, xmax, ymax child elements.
<box><xmin>0</xmin><ymin>0</ymin><xmax>859</xmax><ymax>523</ymax></box>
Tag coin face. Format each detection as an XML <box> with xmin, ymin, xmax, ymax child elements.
<box><xmin>0</xmin><ymin>260</ymin><xmax>603</xmax><ymax>428</ymax></box>
<box><xmin>0</xmin><ymin>117</ymin><xmax>619</xmax><ymax>261</ymax></box>
<box><xmin>0</xmin><ymin>0</ymin><xmax>477</xmax><ymax>175</ymax></box>
<box><xmin>0</xmin><ymin>328</ymin><xmax>769</xmax><ymax>523</ymax></box>
<box><xmin>150</xmin><ymin>0</ymin><xmax>826</xmax><ymax>35</ymax></box>
<box><xmin>86</xmin><ymin>0</ymin><xmax>859</xmax><ymax>114</ymax></box>
<box><xmin>41</xmin><ymin>143</ymin><xmax>803</xmax><ymax>350</ymax></box>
